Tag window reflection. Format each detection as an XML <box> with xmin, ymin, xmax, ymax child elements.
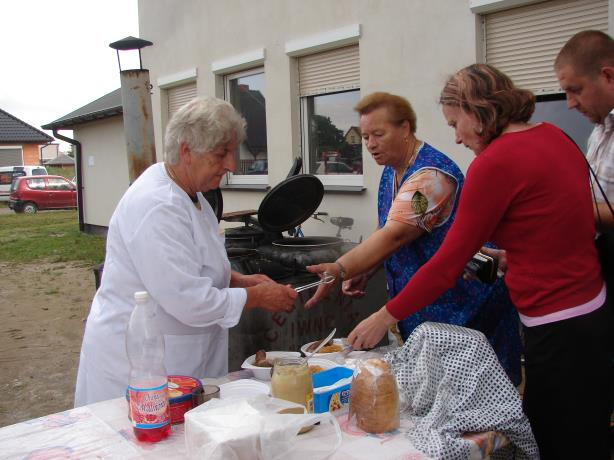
<box><xmin>530</xmin><ymin>94</ymin><xmax>594</xmax><ymax>152</ymax></box>
<box><xmin>305</xmin><ymin>90</ymin><xmax>362</xmax><ymax>175</ymax></box>
<box><xmin>227</xmin><ymin>70</ymin><xmax>268</xmax><ymax>175</ymax></box>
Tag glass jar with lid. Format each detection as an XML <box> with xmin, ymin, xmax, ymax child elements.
<box><xmin>271</xmin><ymin>357</ymin><xmax>313</xmax><ymax>413</ymax></box>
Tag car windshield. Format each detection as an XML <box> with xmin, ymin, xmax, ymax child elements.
<box><xmin>246</xmin><ymin>160</ymin><xmax>267</xmax><ymax>174</ymax></box>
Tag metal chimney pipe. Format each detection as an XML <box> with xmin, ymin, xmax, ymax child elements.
<box><xmin>119</xmin><ymin>69</ymin><xmax>157</xmax><ymax>183</ymax></box>
<box><xmin>109</xmin><ymin>37</ymin><xmax>156</xmax><ymax>183</ymax></box>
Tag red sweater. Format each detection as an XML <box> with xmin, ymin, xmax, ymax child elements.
<box><xmin>387</xmin><ymin>123</ymin><xmax>602</xmax><ymax>320</ymax></box>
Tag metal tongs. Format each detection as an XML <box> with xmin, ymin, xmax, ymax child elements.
<box><xmin>294</xmin><ymin>273</ymin><xmax>336</xmax><ymax>293</ymax></box>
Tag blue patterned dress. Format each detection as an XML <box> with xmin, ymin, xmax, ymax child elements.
<box><xmin>379</xmin><ymin>143</ymin><xmax>521</xmax><ymax>385</ymax></box>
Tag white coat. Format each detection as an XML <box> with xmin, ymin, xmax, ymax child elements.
<box><xmin>74</xmin><ymin>163</ymin><xmax>246</xmax><ymax>407</ymax></box>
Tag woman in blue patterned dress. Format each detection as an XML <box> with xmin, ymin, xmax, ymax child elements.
<box><xmin>306</xmin><ymin>92</ymin><xmax>521</xmax><ymax>384</ymax></box>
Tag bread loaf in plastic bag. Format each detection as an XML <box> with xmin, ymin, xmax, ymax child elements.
<box><xmin>349</xmin><ymin>358</ymin><xmax>400</xmax><ymax>433</ymax></box>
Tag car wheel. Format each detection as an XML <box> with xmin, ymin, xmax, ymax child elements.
<box><xmin>22</xmin><ymin>202</ymin><xmax>38</xmax><ymax>214</ymax></box>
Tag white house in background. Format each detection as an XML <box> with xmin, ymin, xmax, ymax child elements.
<box><xmin>43</xmin><ymin>89</ymin><xmax>128</xmax><ymax>234</ymax></box>
<box><xmin>40</xmin><ymin>143</ymin><xmax>59</xmax><ymax>162</ymax></box>
<box><xmin>44</xmin><ymin>153</ymin><xmax>75</xmax><ymax>168</ymax></box>
<box><xmin>44</xmin><ymin>0</ymin><xmax>610</xmax><ymax>236</ymax></box>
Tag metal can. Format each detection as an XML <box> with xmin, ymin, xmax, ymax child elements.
<box><xmin>271</xmin><ymin>357</ymin><xmax>313</xmax><ymax>413</ymax></box>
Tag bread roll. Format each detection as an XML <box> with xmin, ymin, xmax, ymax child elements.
<box><xmin>349</xmin><ymin>359</ymin><xmax>399</xmax><ymax>433</ymax></box>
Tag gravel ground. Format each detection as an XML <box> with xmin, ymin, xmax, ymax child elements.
<box><xmin>0</xmin><ymin>261</ymin><xmax>95</xmax><ymax>427</ymax></box>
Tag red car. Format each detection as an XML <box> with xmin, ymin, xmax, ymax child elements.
<box><xmin>8</xmin><ymin>175</ymin><xmax>77</xmax><ymax>213</ymax></box>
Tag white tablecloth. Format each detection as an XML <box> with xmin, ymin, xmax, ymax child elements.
<box><xmin>0</xmin><ymin>370</ymin><xmax>508</xmax><ymax>459</ymax></box>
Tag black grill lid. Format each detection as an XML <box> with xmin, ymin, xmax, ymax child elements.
<box><xmin>202</xmin><ymin>188</ymin><xmax>223</xmax><ymax>222</ymax></box>
<box><xmin>257</xmin><ymin>174</ymin><xmax>324</xmax><ymax>233</ymax></box>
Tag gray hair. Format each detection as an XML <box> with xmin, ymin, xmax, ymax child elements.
<box><xmin>164</xmin><ymin>96</ymin><xmax>246</xmax><ymax>164</ymax></box>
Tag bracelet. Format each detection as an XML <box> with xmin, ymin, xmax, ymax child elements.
<box><xmin>335</xmin><ymin>260</ymin><xmax>347</xmax><ymax>280</ymax></box>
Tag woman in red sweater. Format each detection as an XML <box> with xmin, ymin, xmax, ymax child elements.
<box><xmin>348</xmin><ymin>64</ymin><xmax>612</xmax><ymax>459</ymax></box>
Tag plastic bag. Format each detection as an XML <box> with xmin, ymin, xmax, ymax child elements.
<box><xmin>348</xmin><ymin>358</ymin><xmax>400</xmax><ymax>433</ymax></box>
<box><xmin>184</xmin><ymin>395</ymin><xmax>342</xmax><ymax>460</ymax></box>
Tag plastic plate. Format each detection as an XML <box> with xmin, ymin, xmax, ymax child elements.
<box><xmin>241</xmin><ymin>351</ymin><xmax>302</xmax><ymax>380</ymax></box>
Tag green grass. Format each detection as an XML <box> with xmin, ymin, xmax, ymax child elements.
<box><xmin>0</xmin><ymin>210</ymin><xmax>105</xmax><ymax>265</ymax></box>
<box><xmin>46</xmin><ymin>166</ymin><xmax>75</xmax><ymax>180</ymax></box>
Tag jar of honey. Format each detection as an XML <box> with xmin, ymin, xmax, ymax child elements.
<box><xmin>271</xmin><ymin>357</ymin><xmax>313</xmax><ymax>413</ymax></box>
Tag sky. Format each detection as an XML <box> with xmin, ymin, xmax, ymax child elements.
<box><xmin>1</xmin><ymin>0</ymin><xmax>139</xmax><ymax>151</ymax></box>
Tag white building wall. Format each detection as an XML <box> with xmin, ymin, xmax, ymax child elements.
<box><xmin>138</xmin><ymin>0</ymin><xmax>480</xmax><ymax>242</ymax></box>
<box><xmin>75</xmin><ymin>116</ymin><xmax>130</xmax><ymax>228</ymax></box>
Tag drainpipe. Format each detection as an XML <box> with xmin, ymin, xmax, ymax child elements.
<box><xmin>51</xmin><ymin>130</ymin><xmax>84</xmax><ymax>233</ymax></box>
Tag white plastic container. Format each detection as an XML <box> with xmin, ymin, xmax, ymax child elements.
<box><xmin>241</xmin><ymin>351</ymin><xmax>301</xmax><ymax>380</ymax></box>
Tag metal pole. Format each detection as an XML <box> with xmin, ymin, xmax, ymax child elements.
<box><xmin>119</xmin><ymin>69</ymin><xmax>157</xmax><ymax>183</ymax></box>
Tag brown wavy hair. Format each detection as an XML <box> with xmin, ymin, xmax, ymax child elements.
<box><xmin>355</xmin><ymin>92</ymin><xmax>417</xmax><ymax>133</ymax></box>
<box><xmin>439</xmin><ymin>64</ymin><xmax>535</xmax><ymax>144</ymax></box>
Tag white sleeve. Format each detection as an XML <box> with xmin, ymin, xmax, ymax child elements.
<box><xmin>122</xmin><ymin>203</ymin><xmax>246</xmax><ymax>329</ymax></box>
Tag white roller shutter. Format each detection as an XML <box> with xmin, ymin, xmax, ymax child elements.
<box><xmin>484</xmin><ymin>0</ymin><xmax>608</xmax><ymax>94</ymax></box>
<box><xmin>298</xmin><ymin>45</ymin><xmax>360</xmax><ymax>97</ymax></box>
<box><xmin>167</xmin><ymin>82</ymin><xmax>197</xmax><ymax>118</ymax></box>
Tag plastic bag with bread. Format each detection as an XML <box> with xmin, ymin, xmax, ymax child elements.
<box><xmin>348</xmin><ymin>358</ymin><xmax>400</xmax><ymax>433</ymax></box>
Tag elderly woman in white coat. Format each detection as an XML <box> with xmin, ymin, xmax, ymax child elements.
<box><xmin>75</xmin><ymin>97</ymin><xmax>297</xmax><ymax>407</ymax></box>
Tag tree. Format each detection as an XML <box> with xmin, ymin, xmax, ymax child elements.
<box><xmin>311</xmin><ymin>115</ymin><xmax>345</xmax><ymax>151</ymax></box>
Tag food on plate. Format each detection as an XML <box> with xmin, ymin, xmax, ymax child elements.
<box><xmin>253</xmin><ymin>349</ymin><xmax>274</xmax><ymax>368</ymax></box>
<box><xmin>306</xmin><ymin>338</ymin><xmax>343</xmax><ymax>354</ymax></box>
<box><xmin>309</xmin><ymin>365</ymin><xmax>324</xmax><ymax>374</ymax></box>
<box><xmin>349</xmin><ymin>358</ymin><xmax>399</xmax><ymax>433</ymax></box>
<box><xmin>319</xmin><ymin>344</ymin><xmax>343</xmax><ymax>353</ymax></box>
<box><xmin>306</xmin><ymin>338</ymin><xmax>333</xmax><ymax>352</ymax></box>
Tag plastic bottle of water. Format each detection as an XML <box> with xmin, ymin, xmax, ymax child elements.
<box><xmin>126</xmin><ymin>291</ymin><xmax>171</xmax><ymax>442</ymax></box>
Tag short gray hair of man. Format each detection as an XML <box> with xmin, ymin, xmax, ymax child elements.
<box><xmin>164</xmin><ymin>96</ymin><xmax>246</xmax><ymax>165</ymax></box>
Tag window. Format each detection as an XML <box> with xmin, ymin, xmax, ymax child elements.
<box><xmin>482</xmin><ymin>0</ymin><xmax>607</xmax><ymax>95</ymax></box>
<box><xmin>303</xmin><ymin>90</ymin><xmax>362</xmax><ymax>176</ymax></box>
<box><xmin>47</xmin><ymin>177</ymin><xmax>72</xmax><ymax>190</ymax></box>
<box><xmin>27</xmin><ymin>178</ymin><xmax>45</xmax><ymax>190</ymax></box>
<box><xmin>0</xmin><ymin>148</ymin><xmax>23</xmax><ymax>166</ymax></box>
<box><xmin>0</xmin><ymin>172</ymin><xmax>12</xmax><ymax>186</ymax></box>
<box><xmin>224</xmin><ymin>68</ymin><xmax>268</xmax><ymax>182</ymax></box>
<box><xmin>530</xmin><ymin>93</ymin><xmax>594</xmax><ymax>152</ymax></box>
<box><xmin>167</xmin><ymin>82</ymin><xmax>197</xmax><ymax>119</ymax></box>
<box><xmin>298</xmin><ymin>45</ymin><xmax>362</xmax><ymax>186</ymax></box>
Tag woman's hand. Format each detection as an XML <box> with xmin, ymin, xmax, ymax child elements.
<box><xmin>481</xmin><ymin>247</ymin><xmax>507</xmax><ymax>274</ymax></box>
<box><xmin>348</xmin><ymin>306</ymin><xmax>397</xmax><ymax>350</ymax></box>
<box><xmin>342</xmin><ymin>274</ymin><xmax>370</xmax><ymax>298</ymax></box>
<box><xmin>463</xmin><ymin>247</ymin><xmax>507</xmax><ymax>281</ymax></box>
<box><xmin>304</xmin><ymin>263</ymin><xmax>341</xmax><ymax>309</ymax></box>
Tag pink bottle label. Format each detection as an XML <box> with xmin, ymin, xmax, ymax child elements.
<box><xmin>128</xmin><ymin>382</ymin><xmax>171</xmax><ymax>429</ymax></box>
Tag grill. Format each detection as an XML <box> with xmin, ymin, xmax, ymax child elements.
<box><xmin>219</xmin><ymin>167</ymin><xmax>345</xmax><ymax>278</ymax></box>
<box><xmin>204</xmin><ymin>161</ymin><xmax>390</xmax><ymax>369</ymax></box>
